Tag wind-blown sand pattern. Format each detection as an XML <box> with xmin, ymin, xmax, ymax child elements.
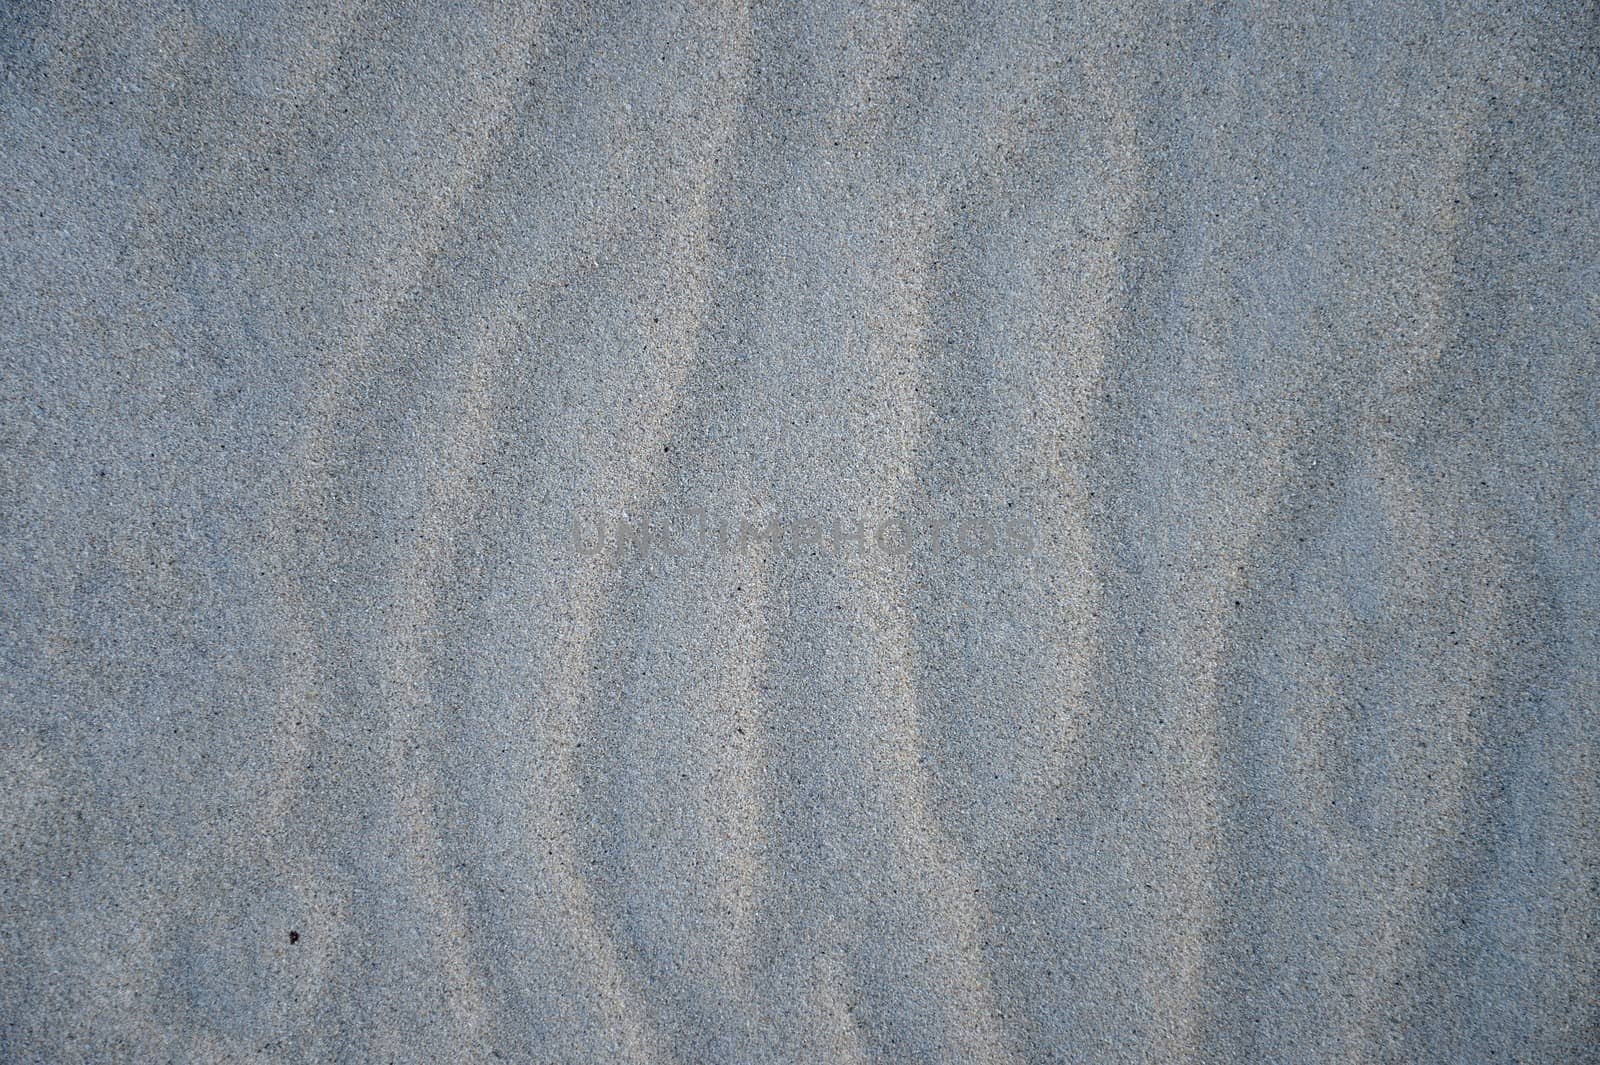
<box><xmin>2</xmin><ymin>2</ymin><xmax>1598</xmax><ymax>1062</ymax></box>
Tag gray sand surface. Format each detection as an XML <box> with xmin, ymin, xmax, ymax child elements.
<box><xmin>3</xmin><ymin>2</ymin><xmax>1598</xmax><ymax>1061</ymax></box>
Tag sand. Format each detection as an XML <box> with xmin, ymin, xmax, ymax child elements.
<box><xmin>2</xmin><ymin>2</ymin><xmax>1597</xmax><ymax>1061</ymax></box>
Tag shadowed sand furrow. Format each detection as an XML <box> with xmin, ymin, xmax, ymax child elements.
<box><xmin>1192</xmin><ymin>9</ymin><xmax>1600</xmax><ymax>1059</ymax></box>
<box><xmin>353</xmin><ymin>10</ymin><xmax>768</xmax><ymax>1060</ymax></box>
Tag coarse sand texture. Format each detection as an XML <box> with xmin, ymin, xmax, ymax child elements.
<box><xmin>2</xmin><ymin>2</ymin><xmax>1598</xmax><ymax>1062</ymax></box>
